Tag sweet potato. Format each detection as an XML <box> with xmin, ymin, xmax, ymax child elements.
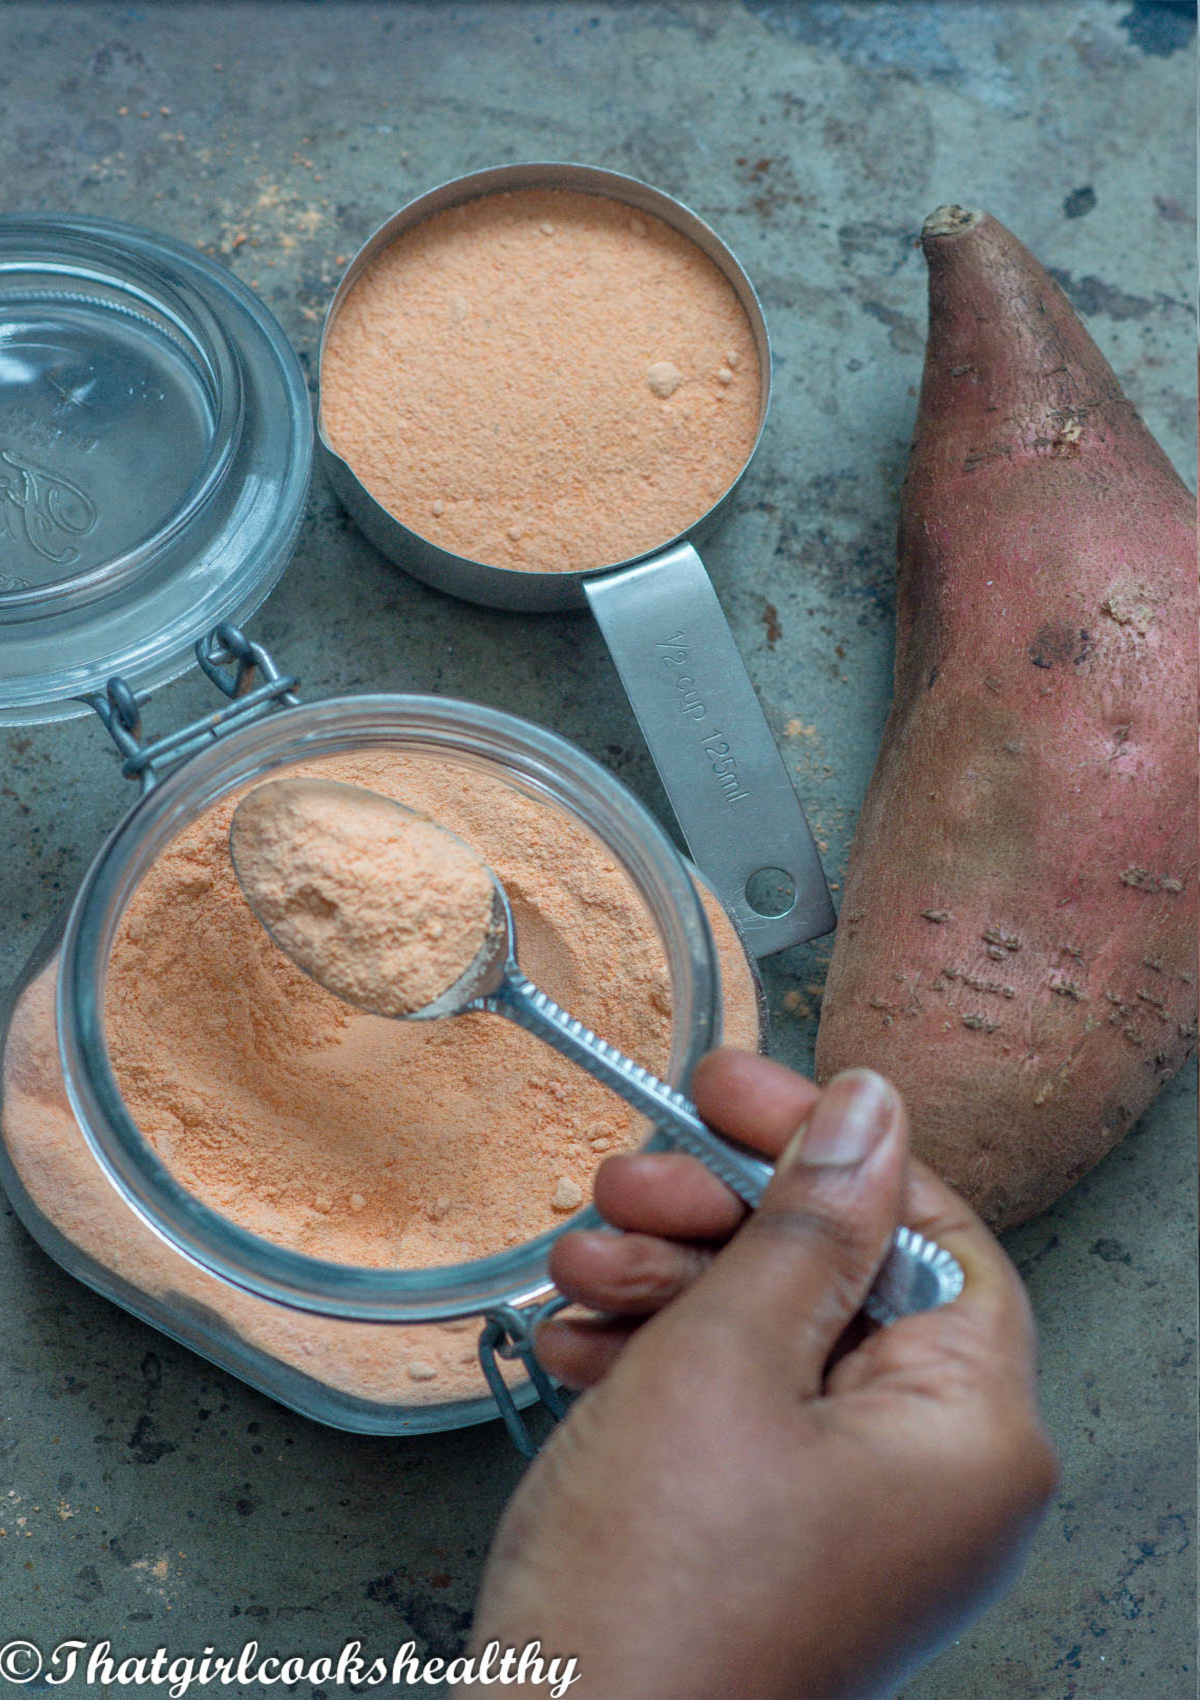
<box><xmin>814</xmin><ymin>205</ymin><xmax>1197</xmax><ymax>1231</ymax></box>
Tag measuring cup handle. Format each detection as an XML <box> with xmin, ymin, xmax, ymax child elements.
<box><xmin>584</xmin><ymin>543</ymin><xmax>835</xmax><ymax>957</ymax></box>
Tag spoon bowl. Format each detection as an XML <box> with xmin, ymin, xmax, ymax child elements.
<box><xmin>230</xmin><ymin>776</ymin><xmax>510</xmax><ymax>1018</ymax></box>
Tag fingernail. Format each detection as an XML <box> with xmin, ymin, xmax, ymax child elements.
<box><xmin>779</xmin><ymin>1069</ymin><xmax>899</xmax><ymax>1169</ymax></box>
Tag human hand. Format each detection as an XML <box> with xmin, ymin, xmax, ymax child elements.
<box><xmin>468</xmin><ymin>1051</ymin><xmax>1058</xmax><ymax>1700</ymax></box>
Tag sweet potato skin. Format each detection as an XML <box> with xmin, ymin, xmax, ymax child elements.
<box><xmin>814</xmin><ymin>208</ymin><xmax>1197</xmax><ymax>1232</ymax></box>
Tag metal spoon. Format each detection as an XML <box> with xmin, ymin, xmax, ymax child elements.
<box><xmin>230</xmin><ymin>779</ymin><xmax>963</xmax><ymax>1324</ymax></box>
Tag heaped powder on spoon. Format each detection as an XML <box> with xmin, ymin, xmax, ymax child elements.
<box><xmin>320</xmin><ymin>187</ymin><xmax>761</xmax><ymax>573</ymax></box>
<box><xmin>2</xmin><ymin>752</ymin><xmax>760</xmax><ymax>1408</ymax></box>
<box><xmin>232</xmin><ymin>781</ymin><xmax>496</xmax><ymax>1017</ymax></box>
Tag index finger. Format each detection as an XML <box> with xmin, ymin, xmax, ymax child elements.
<box><xmin>690</xmin><ymin>1047</ymin><xmax>823</xmax><ymax>1152</ymax></box>
<box><xmin>588</xmin><ymin>1049</ymin><xmax>819</xmax><ymax>1242</ymax></box>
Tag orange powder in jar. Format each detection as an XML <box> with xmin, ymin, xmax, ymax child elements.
<box><xmin>320</xmin><ymin>187</ymin><xmax>761</xmax><ymax>573</ymax></box>
<box><xmin>0</xmin><ymin>752</ymin><xmax>760</xmax><ymax>1411</ymax></box>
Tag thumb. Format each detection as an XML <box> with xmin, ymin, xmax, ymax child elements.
<box><xmin>680</xmin><ymin>1067</ymin><xmax>908</xmax><ymax>1394</ymax></box>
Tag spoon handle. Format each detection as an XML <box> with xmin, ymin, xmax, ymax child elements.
<box><xmin>481</xmin><ymin>972</ymin><xmax>964</xmax><ymax>1324</ymax></box>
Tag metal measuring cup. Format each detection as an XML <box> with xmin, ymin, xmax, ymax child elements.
<box><xmin>316</xmin><ymin>162</ymin><xmax>834</xmax><ymax>959</ymax></box>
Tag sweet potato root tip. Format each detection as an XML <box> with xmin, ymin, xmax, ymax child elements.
<box><xmin>923</xmin><ymin>204</ymin><xmax>983</xmax><ymax>238</ymax></box>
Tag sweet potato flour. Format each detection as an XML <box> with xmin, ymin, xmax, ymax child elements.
<box><xmin>1</xmin><ymin>750</ymin><xmax>760</xmax><ymax>1409</ymax></box>
<box><xmin>320</xmin><ymin>187</ymin><xmax>760</xmax><ymax>573</ymax></box>
<box><xmin>231</xmin><ymin>780</ymin><xmax>496</xmax><ymax>1017</ymax></box>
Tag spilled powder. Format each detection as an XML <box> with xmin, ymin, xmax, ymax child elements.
<box><xmin>1</xmin><ymin>751</ymin><xmax>760</xmax><ymax>1410</ymax></box>
<box><xmin>232</xmin><ymin>780</ymin><xmax>496</xmax><ymax>1017</ymax></box>
<box><xmin>320</xmin><ymin>187</ymin><xmax>760</xmax><ymax>573</ymax></box>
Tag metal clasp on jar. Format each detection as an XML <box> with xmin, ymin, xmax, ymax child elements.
<box><xmin>479</xmin><ymin>1295</ymin><xmax>571</xmax><ymax>1458</ymax></box>
<box><xmin>82</xmin><ymin>622</ymin><xmax>301</xmax><ymax>793</ymax></box>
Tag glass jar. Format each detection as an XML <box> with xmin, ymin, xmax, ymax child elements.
<box><xmin>0</xmin><ymin>641</ymin><xmax>765</xmax><ymax>1437</ymax></box>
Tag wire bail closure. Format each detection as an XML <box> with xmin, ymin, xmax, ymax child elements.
<box><xmin>82</xmin><ymin>622</ymin><xmax>300</xmax><ymax>793</ymax></box>
<box><xmin>478</xmin><ymin>1296</ymin><xmax>571</xmax><ymax>1459</ymax></box>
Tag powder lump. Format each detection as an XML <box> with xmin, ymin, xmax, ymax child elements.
<box><xmin>321</xmin><ymin>187</ymin><xmax>760</xmax><ymax>573</ymax></box>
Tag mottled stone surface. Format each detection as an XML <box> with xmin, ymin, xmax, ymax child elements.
<box><xmin>0</xmin><ymin>4</ymin><xmax>1193</xmax><ymax>1696</ymax></box>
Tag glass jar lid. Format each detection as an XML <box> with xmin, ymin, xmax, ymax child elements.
<box><xmin>0</xmin><ymin>215</ymin><xmax>311</xmax><ymax>724</ymax></box>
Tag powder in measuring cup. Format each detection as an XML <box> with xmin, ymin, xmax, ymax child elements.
<box><xmin>232</xmin><ymin>781</ymin><xmax>496</xmax><ymax>1017</ymax></box>
<box><xmin>2</xmin><ymin>753</ymin><xmax>760</xmax><ymax>1408</ymax></box>
<box><xmin>320</xmin><ymin>187</ymin><xmax>760</xmax><ymax>573</ymax></box>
